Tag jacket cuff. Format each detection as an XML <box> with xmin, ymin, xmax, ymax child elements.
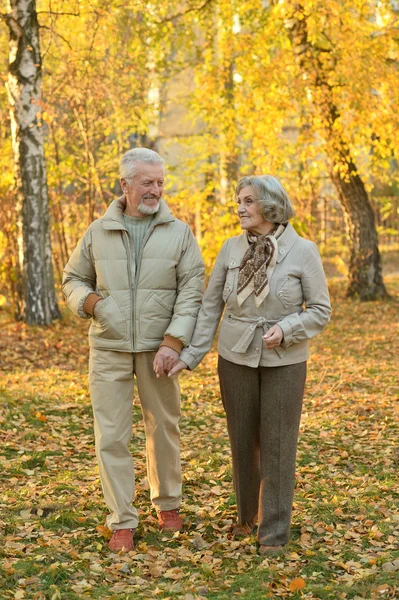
<box><xmin>82</xmin><ymin>293</ymin><xmax>102</xmax><ymax>317</ymax></box>
<box><xmin>278</xmin><ymin>319</ymin><xmax>293</xmax><ymax>347</ymax></box>
<box><xmin>160</xmin><ymin>335</ymin><xmax>184</xmax><ymax>353</ymax></box>
<box><xmin>179</xmin><ymin>348</ymin><xmax>199</xmax><ymax>371</ymax></box>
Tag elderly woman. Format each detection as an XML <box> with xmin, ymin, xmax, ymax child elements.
<box><xmin>168</xmin><ymin>175</ymin><xmax>331</xmax><ymax>554</ymax></box>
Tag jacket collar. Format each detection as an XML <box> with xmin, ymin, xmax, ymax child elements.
<box><xmin>101</xmin><ymin>196</ymin><xmax>175</xmax><ymax>230</ymax></box>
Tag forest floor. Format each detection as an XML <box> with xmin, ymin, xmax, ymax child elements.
<box><xmin>0</xmin><ymin>277</ymin><xmax>398</xmax><ymax>600</ymax></box>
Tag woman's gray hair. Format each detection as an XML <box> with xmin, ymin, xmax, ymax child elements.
<box><xmin>120</xmin><ymin>148</ymin><xmax>165</xmax><ymax>180</ymax></box>
<box><xmin>235</xmin><ymin>175</ymin><xmax>295</xmax><ymax>223</ymax></box>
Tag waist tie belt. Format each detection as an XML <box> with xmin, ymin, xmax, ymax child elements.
<box><xmin>229</xmin><ymin>315</ymin><xmax>280</xmax><ymax>354</ymax></box>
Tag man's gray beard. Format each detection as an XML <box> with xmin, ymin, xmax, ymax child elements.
<box><xmin>138</xmin><ymin>199</ymin><xmax>160</xmax><ymax>215</ymax></box>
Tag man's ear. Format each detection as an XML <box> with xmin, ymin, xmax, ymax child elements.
<box><xmin>120</xmin><ymin>178</ymin><xmax>128</xmax><ymax>193</ymax></box>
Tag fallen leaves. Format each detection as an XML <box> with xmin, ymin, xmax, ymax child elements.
<box><xmin>289</xmin><ymin>577</ymin><xmax>306</xmax><ymax>592</ymax></box>
<box><xmin>0</xmin><ymin>281</ymin><xmax>399</xmax><ymax>598</ymax></box>
<box><xmin>382</xmin><ymin>559</ymin><xmax>399</xmax><ymax>573</ymax></box>
<box><xmin>96</xmin><ymin>525</ymin><xmax>112</xmax><ymax>539</ymax></box>
<box><xmin>35</xmin><ymin>412</ymin><xmax>48</xmax><ymax>422</ymax></box>
<box><xmin>191</xmin><ymin>535</ymin><xmax>208</xmax><ymax>550</ymax></box>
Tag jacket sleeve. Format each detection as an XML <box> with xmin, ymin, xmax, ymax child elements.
<box><xmin>62</xmin><ymin>228</ymin><xmax>97</xmax><ymax>319</ymax></box>
<box><xmin>278</xmin><ymin>241</ymin><xmax>332</xmax><ymax>347</ymax></box>
<box><xmin>179</xmin><ymin>241</ymin><xmax>228</xmax><ymax>369</ymax></box>
<box><xmin>163</xmin><ymin>227</ymin><xmax>205</xmax><ymax>345</ymax></box>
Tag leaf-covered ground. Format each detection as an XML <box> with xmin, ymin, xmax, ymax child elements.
<box><xmin>0</xmin><ymin>278</ymin><xmax>398</xmax><ymax>600</ymax></box>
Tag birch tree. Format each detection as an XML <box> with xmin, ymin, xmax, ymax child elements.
<box><xmin>3</xmin><ymin>0</ymin><xmax>60</xmax><ymax>323</ymax></box>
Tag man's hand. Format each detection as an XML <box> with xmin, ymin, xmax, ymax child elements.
<box><xmin>262</xmin><ymin>324</ymin><xmax>284</xmax><ymax>349</ymax></box>
<box><xmin>153</xmin><ymin>346</ymin><xmax>180</xmax><ymax>378</ymax></box>
<box><xmin>168</xmin><ymin>360</ymin><xmax>188</xmax><ymax>377</ymax></box>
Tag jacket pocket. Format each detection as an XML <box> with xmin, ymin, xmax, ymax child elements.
<box><xmin>139</xmin><ymin>293</ymin><xmax>173</xmax><ymax>341</ymax></box>
<box><xmin>91</xmin><ymin>295</ymin><xmax>126</xmax><ymax>341</ymax></box>
<box><xmin>276</xmin><ymin>276</ymin><xmax>303</xmax><ymax>309</ymax></box>
<box><xmin>222</xmin><ymin>266</ymin><xmax>239</xmax><ymax>302</ymax></box>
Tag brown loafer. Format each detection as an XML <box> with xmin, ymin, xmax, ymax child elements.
<box><xmin>108</xmin><ymin>528</ymin><xmax>135</xmax><ymax>552</ymax></box>
<box><xmin>258</xmin><ymin>544</ymin><xmax>284</xmax><ymax>555</ymax></box>
<box><xmin>157</xmin><ymin>509</ymin><xmax>182</xmax><ymax>532</ymax></box>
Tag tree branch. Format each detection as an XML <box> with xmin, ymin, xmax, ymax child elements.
<box><xmin>36</xmin><ymin>11</ymin><xmax>80</xmax><ymax>17</ymax></box>
<box><xmin>39</xmin><ymin>24</ymin><xmax>72</xmax><ymax>50</ymax></box>
<box><xmin>156</xmin><ymin>0</ymin><xmax>214</xmax><ymax>24</ymax></box>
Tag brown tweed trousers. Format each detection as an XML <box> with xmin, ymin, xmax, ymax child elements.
<box><xmin>218</xmin><ymin>356</ymin><xmax>307</xmax><ymax>546</ymax></box>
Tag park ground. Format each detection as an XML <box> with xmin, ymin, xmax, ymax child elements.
<box><xmin>0</xmin><ymin>277</ymin><xmax>398</xmax><ymax>600</ymax></box>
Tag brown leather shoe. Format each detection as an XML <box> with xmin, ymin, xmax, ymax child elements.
<box><xmin>258</xmin><ymin>544</ymin><xmax>284</xmax><ymax>556</ymax></box>
<box><xmin>108</xmin><ymin>528</ymin><xmax>135</xmax><ymax>552</ymax></box>
<box><xmin>157</xmin><ymin>509</ymin><xmax>183</xmax><ymax>532</ymax></box>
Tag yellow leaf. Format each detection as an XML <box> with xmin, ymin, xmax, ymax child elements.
<box><xmin>289</xmin><ymin>577</ymin><xmax>306</xmax><ymax>592</ymax></box>
<box><xmin>96</xmin><ymin>525</ymin><xmax>112</xmax><ymax>539</ymax></box>
<box><xmin>35</xmin><ymin>412</ymin><xmax>47</xmax><ymax>422</ymax></box>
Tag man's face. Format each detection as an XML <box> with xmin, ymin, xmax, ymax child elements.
<box><xmin>121</xmin><ymin>162</ymin><xmax>165</xmax><ymax>216</ymax></box>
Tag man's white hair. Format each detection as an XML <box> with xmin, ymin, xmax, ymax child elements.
<box><xmin>120</xmin><ymin>148</ymin><xmax>165</xmax><ymax>180</ymax></box>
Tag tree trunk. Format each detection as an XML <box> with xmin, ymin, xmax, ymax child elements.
<box><xmin>331</xmin><ymin>159</ymin><xmax>385</xmax><ymax>299</ymax></box>
<box><xmin>1</xmin><ymin>193</ymin><xmax>24</xmax><ymax>318</ymax></box>
<box><xmin>216</xmin><ymin>0</ymin><xmax>238</xmax><ymax>205</ymax></box>
<box><xmin>282</xmin><ymin>2</ymin><xmax>387</xmax><ymax>300</ymax></box>
<box><xmin>5</xmin><ymin>0</ymin><xmax>61</xmax><ymax>324</ymax></box>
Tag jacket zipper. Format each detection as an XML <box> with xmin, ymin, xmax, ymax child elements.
<box><xmin>122</xmin><ymin>230</ymin><xmax>135</xmax><ymax>352</ymax></box>
<box><xmin>133</xmin><ymin>221</ymin><xmax>158</xmax><ymax>352</ymax></box>
<box><xmin>123</xmin><ymin>212</ymin><xmax>174</xmax><ymax>353</ymax></box>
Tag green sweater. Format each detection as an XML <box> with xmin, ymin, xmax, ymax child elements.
<box><xmin>123</xmin><ymin>214</ymin><xmax>154</xmax><ymax>270</ymax></box>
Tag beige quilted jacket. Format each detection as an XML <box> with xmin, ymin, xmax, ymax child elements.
<box><xmin>62</xmin><ymin>197</ymin><xmax>205</xmax><ymax>352</ymax></box>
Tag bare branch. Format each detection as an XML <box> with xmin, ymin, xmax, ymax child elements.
<box><xmin>156</xmin><ymin>0</ymin><xmax>214</xmax><ymax>24</ymax></box>
<box><xmin>39</xmin><ymin>24</ymin><xmax>72</xmax><ymax>50</ymax></box>
<box><xmin>36</xmin><ymin>11</ymin><xmax>80</xmax><ymax>17</ymax></box>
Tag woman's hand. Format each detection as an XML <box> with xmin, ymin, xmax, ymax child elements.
<box><xmin>263</xmin><ymin>324</ymin><xmax>284</xmax><ymax>349</ymax></box>
<box><xmin>153</xmin><ymin>347</ymin><xmax>179</xmax><ymax>378</ymax></box>
<box><xmin>168</xmin><ymin>360</ymin><xmax>188</xmax><ymax>377</ymax></box>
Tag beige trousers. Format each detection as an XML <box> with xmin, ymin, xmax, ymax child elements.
<box><xmin>89</xmin><ymin>348</ymin><xmax>181</xmax><ymax>531</ymax></box>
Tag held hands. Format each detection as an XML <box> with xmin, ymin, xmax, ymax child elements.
<box><xmin>168</xmin><ymin>359</ymin><xmax>188</xmax><ymax>377</ymax></box>
<box><xmin>262</xmin><ymin>324</ymin><xmax>284</xmax><ymax>350</ymax></box>
<box><xmin>153</xmin><ymin>346</ymin><xmax>180</xmax><ymax>378</ymax></box>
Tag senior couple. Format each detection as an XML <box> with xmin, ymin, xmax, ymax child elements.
<box><xmin>63</xmin><ymin>148</ymin><xmax>331</xmax><ymax>555</ymax></box>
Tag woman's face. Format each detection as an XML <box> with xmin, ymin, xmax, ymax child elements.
<box><xmin>237</xmin><ymin>185</ymin><xmax>273</xmax><ymax>235</ymax></box>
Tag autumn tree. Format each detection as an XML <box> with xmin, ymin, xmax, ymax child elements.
<box><xmin>170</xmin><ymin>0</ymin><xmax>398</xmax><ymax>295</ymax></box>
<box><xmin>2</xmin><ymin>0</ymin><xmax>60</xmax><ymax>323</ymax></box>
<box><xmin>36</xmin><ymin>1</ymin><xmax>178</xmax><ymax>281</ymax></box>
<box><xmin>276</xmin><ymin>0</ymin><xmax>389</xmax><ymax>299</ymax></box>
<box><xmin>1</xmin><ymin>0</ymin><xmax>398</xmax><ymax>304</ymax></box>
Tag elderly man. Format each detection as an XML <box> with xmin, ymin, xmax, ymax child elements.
<box><xmin>63</xmin><ymin>148</ymin><xmax>205</xmax><ymax>552</ymax></box>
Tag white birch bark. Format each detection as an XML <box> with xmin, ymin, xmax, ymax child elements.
<box><xmin>5</xmin><ymin>0</ymin><xmax>60</xmax><ymax>324</ymax></box>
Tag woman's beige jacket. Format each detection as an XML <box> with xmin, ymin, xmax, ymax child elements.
<box><xmin>180</xmin><ymin>224</ymin><xmax>331</xmax><ymax>369</ymax></box>
<box><xmin>62</xmin><ymin>197</ymin><xmax>205</xmax><ymax>352</ymax></box>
